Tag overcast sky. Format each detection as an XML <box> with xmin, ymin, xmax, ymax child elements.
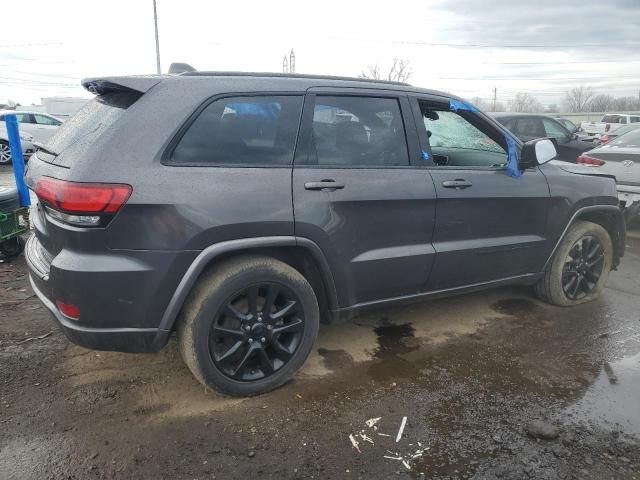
<box><xmin>2</xmin><ymin>0</ymin><xmax>639</xmax><ymax>107</ymax></box>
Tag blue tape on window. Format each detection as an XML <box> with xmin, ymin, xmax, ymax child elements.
<box><xmin>449</xmin><ymin>99</ymin><xmax>479</xmax><ymax>113</ymax></box>
<box><xmin>505</xmin><ymin>134</ymin><xmax>522</xmax><ymax>179</ymax></box>
<box><xmin>421</xmin><ymin>150</ymin><xmax>430</xmax><ymax>161</ymax></box>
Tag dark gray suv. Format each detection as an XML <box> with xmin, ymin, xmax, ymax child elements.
<box><xmin>25</xmin><ymin>71</ymin><xmax>626</xmax><ymax>396</ymax></box>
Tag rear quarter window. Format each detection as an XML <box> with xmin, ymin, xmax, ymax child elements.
<box><xmin>169</xmin><ymin>96</ymin><xmax>303</xmax><ymax>166</ymax></box>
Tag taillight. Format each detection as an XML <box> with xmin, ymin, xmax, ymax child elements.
<box><xmin>35</xmin><ymin>177</ymin><xmax>132</xmax><ymax>226</ymax></box>
<box><xmin>576</xmin><ymin>154</ymin><xmax>605</xmax><ymax>167</ymax></box>
<box><xmin>599</xmin><ymin>135</ymin><xmax>610</xmax><ymax>144</ymax></box>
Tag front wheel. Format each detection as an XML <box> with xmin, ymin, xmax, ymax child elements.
<box><xmin>535</xmin><ymin>221</ymin><xmax>613</xmax><ymax>306</ymax></box>
<box><xmin>177</xmin><ymin>255</ymin><xmax>319</xmax><ymax>396</ymax></box>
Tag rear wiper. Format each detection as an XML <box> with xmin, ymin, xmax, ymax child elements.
<box><xmin>36</xmin><ymin>144</ymin><xmax>58</xmax><ymax>156</ymax></box>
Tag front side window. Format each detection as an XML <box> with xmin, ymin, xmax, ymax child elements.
<box><xmin>307</xmin><ymin>96</ymin><xmax>409</xmax><ymax>167</ymax></box>
<box><xmin>171</xmin><ymin>96</ymin><xmax>303</xmax><ymax>166</ymax></box>
<box><xmin>542</xmin><ymin>118</ymin><xmax>570</xmax><ymax>139</ymax></box>
<box><xmin>419</xmin><ymin>102</ymin><xmax>507</xmax><ymax>167</ymax></box>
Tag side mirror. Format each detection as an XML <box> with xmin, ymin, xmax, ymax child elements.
<box><xmin>521</xmin><ymin>138</ymin><xmax>557</xmax><ymax>168</ymax></box>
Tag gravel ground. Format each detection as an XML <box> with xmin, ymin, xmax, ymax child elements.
<box><xmin>1</xmin><ymin>166</ymin><xmax>640</xmax><ymax>479</ymax></box>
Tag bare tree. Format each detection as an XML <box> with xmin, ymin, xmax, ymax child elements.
<box><xmin>611</xmin><ymin>96</ymin><xmax>640</xmax><ymax>111</ymax></box>
<box><xmin>562</xmin><ymin>86</ymin><xmax>595</xmax><ymax>112</ymax></box>
<box><xmin>360</xmin><ymin>57</ymin><xmax>412</xmax><ymax>83</ymax></box>
<box><xmin>508</xmin><ymin>93</ymin><xmax>543</xmax><ymax>113</ymax></box>
<box><xmin>589</xmin><ymin>94</ymin><xmax>614</xmax><ymax>112</ymax></box>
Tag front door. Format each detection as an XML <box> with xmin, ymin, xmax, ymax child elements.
<box><xmin>411</xmin><ymin>96</ymin><xmax>550</xmax><ymax>291</ymax></box>
<box><xmin>293</xmin><ymin>91</ymin><xmax>437</xmax><ymax>307</ymax></box>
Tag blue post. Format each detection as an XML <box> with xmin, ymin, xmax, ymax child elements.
<box><xmin>4</xmin><ymin>114</ymin><xmax>31</xmax><ymax>207</ymax></box>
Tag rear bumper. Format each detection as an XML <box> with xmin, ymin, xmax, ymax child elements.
<box><xmin>29</xmin><ymin>274</ymin><xmax>166</xmax><ymax>353</ymax></box>
<box><xmin>25</xmin><ymin>233</ymin><xmax>180</xmax><ymax>353</ymax></box>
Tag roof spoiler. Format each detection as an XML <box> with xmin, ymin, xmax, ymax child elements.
<box><xmin>81</xmin><ymin>75</ymin><xmax>164</xmax><ymax>95</ymax></box>
<box><xmin>168</xmin><ymin>62</ymin><xmax>196</xmax><ymax>74</ymax></box>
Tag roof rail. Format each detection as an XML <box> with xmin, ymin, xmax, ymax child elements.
<box><xmin>180</xmin><ymin>70</ymin><xmax>410</xmax><ymax>86</ymax></box>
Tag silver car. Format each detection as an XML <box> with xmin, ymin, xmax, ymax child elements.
<box><xmin>578</xmin><ymin>129</ymin><xmax>640</xmax><ymax>223</ymax></box>
<box><xmin>0</xmin><ymin>121</ymin><xmax>35</xmax><ymax>165</ymax></box>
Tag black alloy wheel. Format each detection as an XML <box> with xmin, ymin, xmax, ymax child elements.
<box><xmin>562</xmin><ymin>235</ymin><xmax>605</xmax><ymax>301</ymax></box>
<box><xmin>209</xmin><ymin>283</ymin><xmax>305</xmax><ymax>381</ymax></box>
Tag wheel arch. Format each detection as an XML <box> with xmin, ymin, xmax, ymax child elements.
<box><xmin>152</xmin><ymin>236</ymin><xmax>338</xmax><ymax>348</ymax></box>
<box><xmin>544</xmin><ymin>205</ymin><xmax>625</xmax><ymax>272</ymax></box>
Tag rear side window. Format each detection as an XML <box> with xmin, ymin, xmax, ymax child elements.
<box><xmin>170</xmin><ymin>96</ymin><xmax>303</xmax><ymax>166</ymax></box>
<box><xmin>35</xmin><ymin>114</ymin><xmax>62</xmax><ymax>126</ymax></box>
<box><xmin>514</xmin><ymin>118</ymin><xmax>545</xmax><ymax>137</ymax></box>
<box><xmin>305</xmin><ymin>96</ymin><xmax>409</xmax><ymax>167</ymax></box>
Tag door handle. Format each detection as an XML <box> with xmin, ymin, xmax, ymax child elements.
<box><xmin>304</xmin><ymin>180</ymin><xmax>345</xmax><ymax>191</ymax></box>
<box><xmin>442</xmin><ymin>179</ymin><xmax>473</xmax><ymax>189</ymax></box>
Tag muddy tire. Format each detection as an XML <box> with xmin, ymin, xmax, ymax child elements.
<box><xmin>535</xmin><ymin>221</ymin><xmax>613</xmax><ymax>306</ymax></box>
<box><xmin>177</xmin><ymin>255</ymin><xmax>319</xmax><ymax>396</ymax></box>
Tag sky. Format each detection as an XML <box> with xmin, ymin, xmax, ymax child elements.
<box><xmin>1</xmin><ymin>0</ymin><xmax>639</xmax><ymax>107</ymax></box>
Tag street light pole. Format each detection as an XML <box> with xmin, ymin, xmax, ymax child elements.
<box><xmin>152</xmin><ymin>0</ymin><xmax>161</xmax><ymax>74</ymax></box>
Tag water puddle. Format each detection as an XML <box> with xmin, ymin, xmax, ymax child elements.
<box><xmin>566</xmin><ymin>352</ymin><xmax>640</xmax><ymax>435</ymax></box>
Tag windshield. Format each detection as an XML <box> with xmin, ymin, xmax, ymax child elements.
<box><xmin>608</xmin><ymin>129</ymin><xmax>640</xmax><ymax>148</ymax></box>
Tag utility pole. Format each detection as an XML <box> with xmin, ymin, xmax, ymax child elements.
<box><xmin>152</xmin><ymin>0</ymin><xmax>161</xmax><ymax>74</ymax></box>
<box><xmin>289</xmin><ymin>49</ymin><xmax>295</xmax><ymax>73</ymax></box>
<box><xmin>492</xmin><ymin>86</ymin><xmax>497</xmax><ymax>111</ymax></box>
<box><xmin>283</xmin><ymin>55</ymin><xmax>289</xmax><ymax>73</ymax></box>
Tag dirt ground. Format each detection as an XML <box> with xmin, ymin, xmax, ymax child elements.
<box><xmin>1</xmin><ymin>228</ymin><xmax>640</xmax><ymax>479</ymax></box>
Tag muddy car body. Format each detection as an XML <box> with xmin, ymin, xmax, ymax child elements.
<box><xmin>25</xmin><ymin>71</ymin><xmax>625</xmax><ymax>395</ymax></box>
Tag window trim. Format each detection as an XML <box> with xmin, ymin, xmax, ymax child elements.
<box><xmin>411</xmin><ymin>96</ymin><xmax>519</xmax><ymax>172</ymax></box>
<box><xmin>162</xmin><ymin>92</ymin><xmax>305</xmax><ymax>168</ymax></box>
<box><xmin>294</xmin><ymin>91</ymin><xmax>418</xmax><ymax>170</ymax></box>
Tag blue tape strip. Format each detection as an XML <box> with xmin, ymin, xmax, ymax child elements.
<box><xmin>449</xmin><ymin>99</ymin><xmax>479</xmax><ymax>113</ymax></box>
<box><xmin>4</xmin><ymin>115</ymin><xmax>31</xmax><ymax>206</ymax></box>
<box><xmin>505</xmin><ymin>134</ymin><xmax>522</xmax><ymax>179</ymax></box>
<box><xmin>421</xmin><ymin>150</ymin><xmax>430</xmax><ymax>161</ymax></box>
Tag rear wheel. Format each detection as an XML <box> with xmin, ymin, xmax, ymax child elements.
<box><xmin>535</xmin><ymin>221</ymin><xmax>612</xmax><ymax>306</ymax></box>
<box><xmin>0</xmin><ymin>141</ymin><xmax>12</xmax><ymax>165</ymax></box>
<box><xmin>177</xmin><ymin>255</ymin><xmax>319</xmax><ymax>396</ymax></box>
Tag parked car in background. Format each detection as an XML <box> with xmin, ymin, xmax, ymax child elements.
<box><xmin>0</xmin><ymin>119</ymin><xmax>35</xmax><ymax>165</ymax></box>
<box><xmin>577</xmin><ymin>128</ymin><xmax>640</xmax><ymax>225</ymax></box>
<box><xmin>0</xmin><ymin>110</ymin><xmax>63</xmax><ymax>145</ymax></box>
<box><xmin>581</xmin><ymin>113</ymin><xmax>640</xmax><ymax>140</ymax></box>
<box><xmin>554</xmin><ymin>117</ymin><xmax>579</xmax><ymax>132</ymax></box>
<box><xmin>491</xmin><ymin>113</ymin><xmax>594</xmax><ymax>162</ymax></box>
<box><xmin>596</xmin><ymin>122</ymin><xmax>640</xmax><ymax>145</ymax></box>
<box><xmin>553</xmin><ymin>116</ymin><xmax>597</xmax><ymax>142</ymax></box>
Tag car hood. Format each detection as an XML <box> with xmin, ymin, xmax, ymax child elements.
<box><xmin>549</xmin><ymin>160</ymin><xmax>617</xmax><ymax>181</ymax></box>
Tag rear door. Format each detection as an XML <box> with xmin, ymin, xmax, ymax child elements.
<box><xmin>293</xmin><ymin>90</ymin><xmax>437</xmax><ymax>307</ymax></box>
<box><xmin>411</xmin><ymin>95</ymin><xmax>550</xmax><ymax>290</ymax></box>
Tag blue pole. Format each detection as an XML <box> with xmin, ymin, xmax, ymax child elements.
<box><xmin>4</xmin><ymin>114</ymin><xmax>31</xmax><ymax>207</ymax></box>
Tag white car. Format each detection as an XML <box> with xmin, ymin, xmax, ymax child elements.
<box><xmin>0</xmin><ymin>121</ymin><xmax>35</xmax><ymax>165</ymax></box>
<box><xmin>581</xmin><ymin>113</ymin><xmax>640</xmax><ymax>139</ymax></box>
<box><xmin>0</xmin><ymin>110</ymin><xmax>63</xmax><ymax>145</ymax></box>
